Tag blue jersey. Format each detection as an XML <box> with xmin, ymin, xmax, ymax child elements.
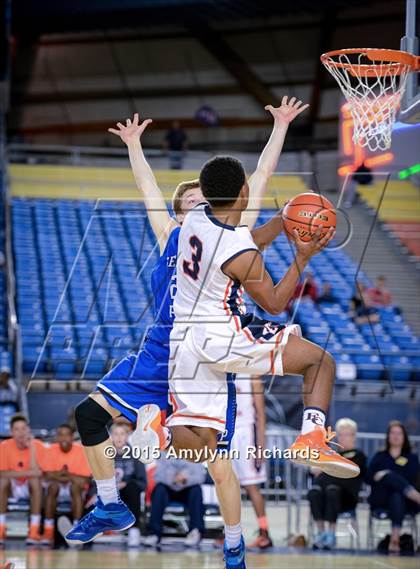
<box><xmin>146</xmin><ymin>227</ymin><xmax>180</xmax><ymax>345</ymax></box>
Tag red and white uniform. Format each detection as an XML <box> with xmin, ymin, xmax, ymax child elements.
<box><xmin>167</xmin><ymin>203</ymin><xmax>301</xmax><ymax>432</ymax></box>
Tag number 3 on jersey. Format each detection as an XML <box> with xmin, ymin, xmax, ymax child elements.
<box><xmin>183</xmin><ymin>235</ymin><xmax>203</xmax><ymax>280</ymax></box>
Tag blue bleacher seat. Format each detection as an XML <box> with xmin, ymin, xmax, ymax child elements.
<box><xmin>0</xmin><ymin>403</ymin><xmax>18</xmax><ymax>434</ymax></box>
<box><xmin>11</xmin><ymin>199</ymin><xmax>419</xmax><ymax>383</ymax></box>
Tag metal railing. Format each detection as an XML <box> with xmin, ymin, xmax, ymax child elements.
<box><xmin>253</xmin><ymin>428</ymin><xmax>420</xmax><ymax>537</ymax></box>
<box><xmin>3</xmin><ymin>141</ymin><xmax>27</xmax><ymax>416</ymax></box>
<box><xmin>7</xmin><ymin>142</ymin><xmax>212</xmax><ymax>169</ymax></box>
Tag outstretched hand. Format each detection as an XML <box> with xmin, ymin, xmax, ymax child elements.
<box><xmin>265</xmin><ymin>96</ymin><xmax>309</xmax><ymax>125</ymax></box>
<box><xmin>293</xmin><ymin>226</ymin><xmax>335</xmax><ymax>260</ymax></box>
<box><xmin>108</xmin><ymin>113</ymin><xmax>152</xmax><ymax>145</ymax></box>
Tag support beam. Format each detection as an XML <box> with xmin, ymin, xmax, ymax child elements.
<box><xmin>192</xmin><ymin>25</ymin><xmax>279</xmax><ymax>108</ymax></box>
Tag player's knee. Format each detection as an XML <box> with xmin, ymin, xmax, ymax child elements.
<box><xmin>47</xmin><ymin>482</ymin><xmax>59</xmax><ymax>495</ymax></box>
<box><xmin>28</xmin><ymin>478</ymin><xmax>41</xmax><ymax>492</ymax></box>
<box><xmin>70</xmin><ymin>480</ymin><xmax>82</xmax><ymax>494</ymax></box>
<box><xmin>0</xmin><ymin>478</ymin><xmax>10</xmax><ymax>492</ymax></box>
<box><xmin>208</xmin><ymin>458</ymin><xmax>233</xmax><ymax>486</ymax></box>
<box><xmin>321</xmin><ymin>350</ymin><xmax>336</xmax><ymax>377</ymax></box>
<box><xmin>75</xmin><ymin>396</ymin><xmax>112</xmax><ymax>446</ymax></box>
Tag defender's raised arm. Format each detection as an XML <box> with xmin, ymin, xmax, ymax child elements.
<box><xmin>109</xmin><ymin>113</ymin><xmax>177</xmax><ymax>252</ymax></box>
<box><xmin>242</xmin><ymin>96</ymin><xmax>309</xmax><ymax>230</ymax></box>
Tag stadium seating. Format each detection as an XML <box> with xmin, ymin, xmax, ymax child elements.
<box><xmin>358</xmin><ymin>180</ymin><xmax>420</xmax><ymax>258</ymax></box>
<box><xmin>11</xmin><ymin>198</ymin><xmax>420</xmax><ymax>383</ymax></box>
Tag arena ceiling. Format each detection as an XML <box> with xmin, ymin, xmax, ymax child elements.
<box><xmin>12</xmin><ymin>1</ymin><xmax>382</xmax><ymax>35</ymax></box>
<box><xmin>8</xmin><ymin>0</ymin><xmax>408</xmax><ymax>150</ymax></box>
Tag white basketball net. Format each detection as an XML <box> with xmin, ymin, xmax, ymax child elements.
<box><xmin>322</xmin><ymin>51</ymin><xmax>412</xmax><ymax>151</ymax></box>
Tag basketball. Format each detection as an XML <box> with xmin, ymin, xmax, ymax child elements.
<box><xmin>282</xmin><ymin>192</ymin><xmax>336</xmax><ymax>242</ymax></box>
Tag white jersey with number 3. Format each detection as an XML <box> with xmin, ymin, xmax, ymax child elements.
<box><xmin>167</xmin><ymin>202</ymin><xmax>301</xmax><ymax>433</ymax></box>
<box><xmin>173</xmin><ymin>202</ymin><xmax>259</xmax><ymax>324</ymax></box>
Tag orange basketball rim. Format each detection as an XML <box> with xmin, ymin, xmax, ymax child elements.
<box><xmin>320</xmin><ymin>48</ymin><xmax>420</xmax><ymax>151</ymax></box>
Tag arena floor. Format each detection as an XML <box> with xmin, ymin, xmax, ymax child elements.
<box><xmin>1</xmin><ymin>549</ymin><xmax>419</xmax><ymax>569</ymax></box>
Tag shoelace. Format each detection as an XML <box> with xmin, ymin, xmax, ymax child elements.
<box><xmin>78</xmin><ymin>511</ymin><xmax>98</xmax><ymax>531</ymax></box>
<box><xmin>325</xmin><ymin>426</ymin><xmax>343</xmax><ymax>449</ymax></box>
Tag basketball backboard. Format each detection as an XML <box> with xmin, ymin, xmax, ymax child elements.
<box><xmin>400</xmin><ymin>0</ymin><xmax>420</xmax><ymax>123</ymax></box>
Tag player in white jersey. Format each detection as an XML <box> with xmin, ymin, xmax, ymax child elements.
<box><xmin>168</xmin><ymin>158</ymin><xmax>359</xmax><ymax>564</ymax></box>
<box><xmin>166</xmin><ymin>156</ymin><xmax>358</xmax><ymax>471</ymax></box>
<box><xmin>231</xmin><ymin>375</ymin><xmax>273</xmax><ymax>549</ymax></box>
<box><xmin>172</xmin><ymin>156</ymin><xmax>358</xmax><ymax>464</ymax></box>
<box><xmin>167</xmin><ymin>199</ymin><xmax>304</xmax><ymax>431</ymax></box>
<box><xmin>135</xmin><ymin>156</ymin><xmax>360</xmax><ymax>566</ymax></box>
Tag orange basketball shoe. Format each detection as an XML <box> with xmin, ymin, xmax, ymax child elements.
<box><xmin>26</xmin><ymin>524</ymin><xmax>42</xmax><ymax>545</ymax></box>
<box><xmin>287</xmin><ymin>425</ymin><xmax>360</xmax><ymax>478</ymax></box>
<box><xmin>0</xmin><ymin>522</ymin><xmax>6</xmax><ymax>545</ymax></box>
<box><xmin>40</xmin><ymin>525</ymin><xmax>55</xmax><ymax>546</ymax></box>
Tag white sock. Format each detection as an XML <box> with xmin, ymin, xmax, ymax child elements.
<box><xmin>301</xmin><ymin>407</ymin><xmax>326</xmax><ymax>434</ymax></box>
<box><xmin>225</xmin><ymin>523</ymin><xmax>242</xmax><ymax>549</ymax></box>
<box><xmin>73</xmin><ymin>519</ymin><xmax>79</xmax><ymax>525</ymax></box>
<box><xmin>96</xmin><ymin>477</ymin><xmax>119</xmax><ymax>505</ymax></box>
<box><xmin>30</xmin><ymin>514</ymin><xmax>41</xmax><ymax>526</ymax></box>
<box><xmin>44</xmin><ymin>518</ymin><xmax>54</xmax><ymax>528</ymax></box>
<box><xmin>0</xmin><ymin>514</ymin><xmax>6</xmax><ymax>524</ymax></box>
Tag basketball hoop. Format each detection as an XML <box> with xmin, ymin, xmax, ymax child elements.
<box><xmin>321</xmin><ymin>48</ymin><xmax>420</xmax><ymax>151</ymax></box>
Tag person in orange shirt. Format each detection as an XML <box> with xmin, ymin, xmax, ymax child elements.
<box><xmin>0</xmin><ymin>414</ymin><xmax>46</xmax><ymax>544</ymax></box>
<box><xmin>41</xmin><ymin>424</ymin><xmax>91</xmax><ymax>545</ymax></box>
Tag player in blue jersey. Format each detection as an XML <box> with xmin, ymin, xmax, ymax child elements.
<box><xmin>66</xmin><ymin>99</ymin><xmax>309</xmax><ymax>554</ymax></box>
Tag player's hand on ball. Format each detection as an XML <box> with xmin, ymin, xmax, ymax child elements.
<box><xmin>293</xmin><ymin>226</ymin><xmax>335</xmax><ymax>259</ymax></box>
<box><xmin>265</xmin><ymin>96</ymin><xmax>309</xmax><ymax>125</ymax></box>
<box><xmin>108</xmin><ymin>112</ymin><xmax>153</xmax><ymax>145</ymax></box>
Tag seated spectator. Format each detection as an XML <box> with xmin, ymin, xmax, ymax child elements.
<box><xmin>350</xmin><ymin>281</ymin><xmax>379</xmax><ymax>324</ymax></box>
<box><xmin>0</xmin><ymin>353</ymin><xmax>17</xmax><ymax>403</ymax></box>
<box><xmin>144</xmin><ymin>453</ymin><xmax>206</xmax><ymax>548</ymax></box>
<box><xmin>367</xmin><ymin>276</ymin><xmax>392</xmax><ymax>308</ymax></box>
<box><xmin>287</xmin><ymin>272</ymin><xmax>318</xmax><ymax>312</ymax></box>
<box><xmin>316</xmin><ymin>283</ymin><xmax>337</xmax><ymax>304</ymax></box>
<box><xmin>0</xmin><ymin>414</ymin><xmax>46</xmax><ymax>545</ymax></box>
<box><xmin>308</xmin><ymin>418</ymin><xmax>366</xmax><ymax>550</ymax></box>
<box><xmin>367</xmin><ymin>420</ymin><xmax>420</xmax><ymax>554</ymax></box>
<box><xmin>112</xmin><ymin>422</ymin><xmax>147</xmax><ymax>547</ymax></box>
<box><xmin>41</xmin><ymin>424</ymin><xmax>91</xmax><ymax>546</ymax></box>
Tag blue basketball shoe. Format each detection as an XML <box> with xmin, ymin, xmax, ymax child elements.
<box><xmin>224</xmin><ymin>535</ymin><xmax>247</xmax><ymax>568</ymax></box>
<box><xmin>65</xmin><ymin>498</ymin><xmax>135</xmax><ymax>544</ymax></box>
